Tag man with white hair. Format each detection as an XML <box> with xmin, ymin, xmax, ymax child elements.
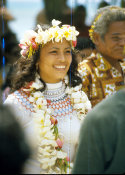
<box><xmin>79</xmin><ymin>6</ymin><xmax>125</xmax><ymax>107</ymax></box>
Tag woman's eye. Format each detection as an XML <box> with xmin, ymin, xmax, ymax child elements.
<box><xmin>66</xmin><ymin>50</ymin><xmax>71</xmax><ymax>53</ymax></box>
<box><xmin>50</xmin><ymin>51</ymin><xmax>57</xmax><ymax>53</ymax></box>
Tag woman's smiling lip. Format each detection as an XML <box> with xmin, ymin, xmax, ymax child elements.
<box><xmin>53</xmin><ymin>65</ymin><xmax>66</xmax><ymax>70</ymax></box>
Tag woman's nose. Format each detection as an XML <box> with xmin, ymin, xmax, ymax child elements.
<box><xmin>59</xmin><ymin>53</ymin><xmax>65</xmax><ymax>61</ymax></box>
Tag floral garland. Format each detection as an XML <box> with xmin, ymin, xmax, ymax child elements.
<box><xmin>24</xmin><ymin>74</ymin><xmax>91</xmax><ymax>174</ymax></box>
<box><xmin>19</xmin><ymin>19</ymin><xmax>79</xmax><ymax>58</ymax></box>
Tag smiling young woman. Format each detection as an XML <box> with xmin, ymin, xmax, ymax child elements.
<box><xmin>4</xmin><ymin>19</ymin><xmax>91</xmax><ymax>174</ymax></box>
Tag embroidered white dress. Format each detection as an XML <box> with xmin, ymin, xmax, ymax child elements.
<box><xmin>4</xmin><ymin>81</ymin><xmax>81</xmax><ymax>174</ymax></box>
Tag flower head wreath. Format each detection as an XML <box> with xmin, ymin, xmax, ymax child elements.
<box><xmin>19</xmin><ymin>19</ymin><xmax>79</xmax><ymax>58</ymax></box>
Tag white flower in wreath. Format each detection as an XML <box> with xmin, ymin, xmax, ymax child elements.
<box><xmin>42</xmin><ymin>31</ymin><xmax>50</xmax><ymax>45</ymax></box>
<box><xmin>20</xmin><ymin>30</ymin><xmax>37</xmax><ymax>45</ymax></box>
<box><xmin>52</xmin><ymin>19</ymin><xmax>61</xmax><ymax>27</ymax></box>
<box><xmin>55</xmin><ymin>31</ymin><xmax>64</xmax><ymax>43</ymax></box>
<box><xmin>47</xmin><ymin>28</ymin><xmax>55</xmax><ymax>42</ymax></box>
<box><xmin>63</xmin><ymin>27</ymin><xmax>72</xmax><ymax>41</ymax></box>
<box><xmin>35</xmin><ymin>32</ymin><xmax>44</xmax><ymax>44</ymax></box>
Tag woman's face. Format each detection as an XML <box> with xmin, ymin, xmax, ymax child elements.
<box><xmin>38</xmin><ymin>39</ymin><xmax>72</xmax><ymax>83</ymax></box>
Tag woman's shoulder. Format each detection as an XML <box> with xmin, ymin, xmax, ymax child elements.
<box><xmin>4</xmin><ymin>88</ymin><xmax>34</xmax><ymax>112</ymax></box>
<box><xmin>4</xmin><ymin>89</ymin><xmax>34</xmax><ymax>126</ymax></box>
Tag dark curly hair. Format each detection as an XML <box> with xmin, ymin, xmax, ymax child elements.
<box><xmin>10</xmin><ymin>45</ymin><xmax>82</xmax><ymax>92</ymax></box>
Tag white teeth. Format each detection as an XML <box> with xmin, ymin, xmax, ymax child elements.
<box><xmin>54</xmin><ymin>66</ymin><xmax>66</xmax><ymax>69</ymax></box>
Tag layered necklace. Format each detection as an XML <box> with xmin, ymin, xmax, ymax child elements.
<box><xmin>25</xmin><ymin>74</ymin><xmax>91</xmax><ymax>174</ymax></box>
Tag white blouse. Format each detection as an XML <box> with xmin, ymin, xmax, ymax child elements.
<box><xmin>4</xmin><ymin>81</ymin><xmax>81</xmax><ymax>174</ymax></box>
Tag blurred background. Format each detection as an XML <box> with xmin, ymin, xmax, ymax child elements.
<box><xmin>6</xmin><ymin>0</ymin><xmax>123</xmax><ymax>41</ymax></box>
<box><xmin>0</xmin><ymin>0</ymin><xmax>125</xmax><ymax>103</ymax></box>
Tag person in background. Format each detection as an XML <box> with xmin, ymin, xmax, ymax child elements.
<box><xmin>72</xmin><ymin>88</ymin><xmax>125</xmax><ymax>174</ymax></box>
<box><xmin>0</xmin><ymin>1</ymin><xmax>20</xmax><ymax>67</ymax></box>
<box><xmin>73</xmin><ymin>5</ymin><xmax>90</xmax><ymax>38</ymax></box>
<box><xmin>4</xmin><ymin>19</ymin><xmax>91</xmax><ymax>174</ymax></box>
<box><xmin>0</xmin><ymin>104</ymin><xmax>31</xmax><ymax>174</ymax></box>
<box><xmin>78</xmin><ymin>6</ymin><xmax>125</xmax><ymax>107</ymax></box>
<box><xmin>75</xmin><ymin>37</ymin><xmax>95</xmax><ymax>63</ymax></box>
<box><xmin>98</xmin><ymin>0</ymin><xmax>110</xmax><ymax>9</ymax></box>
<box><xmin>36</xmin><ymin>0</ymin><xmax>72</xmax><ymax>25</ymax></box>
<box><xmin>0</xmin><ymin>0</ymin><xmax>20</xmax><ymax>102</ymax></box>
<box><xmin>121</xmin><ymin>0</ymin><xmax>125</xmax><ymax>7</ymax></box>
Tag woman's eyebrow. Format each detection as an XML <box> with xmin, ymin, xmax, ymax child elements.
<box><xmin>50</xmin><ymin>47</ymin><xmax>59</xmax><ymax>49</ymax></box>
<box><xmin>65</xmin><ymin>47</ymin><xmax>71</xmax><ymax>49</ymax></box>
<box><xmin>49</xmin><ymin>47</ymin><xmax>71</xmax><ymax>50</ymax></box>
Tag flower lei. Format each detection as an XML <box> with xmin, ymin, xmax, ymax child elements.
<box><xmin>25</xmin><ymin>74</ymin><xmax>91</xmax><ymax>174</ymax></box>
<box><xmin>19</xmin><ymin>19</ymin><xmax>79</xmax><ymax>58</ymax></box>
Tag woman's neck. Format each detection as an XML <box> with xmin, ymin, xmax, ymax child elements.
<box><xmin>46</xmin><ymin>81</ymin><xmax>63</xmax><ymax>90</ymax></box>
<box><xmin>43</xmin><ymin>81</ymin><xmax>65</xmax><ymax>99</ymax></box>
